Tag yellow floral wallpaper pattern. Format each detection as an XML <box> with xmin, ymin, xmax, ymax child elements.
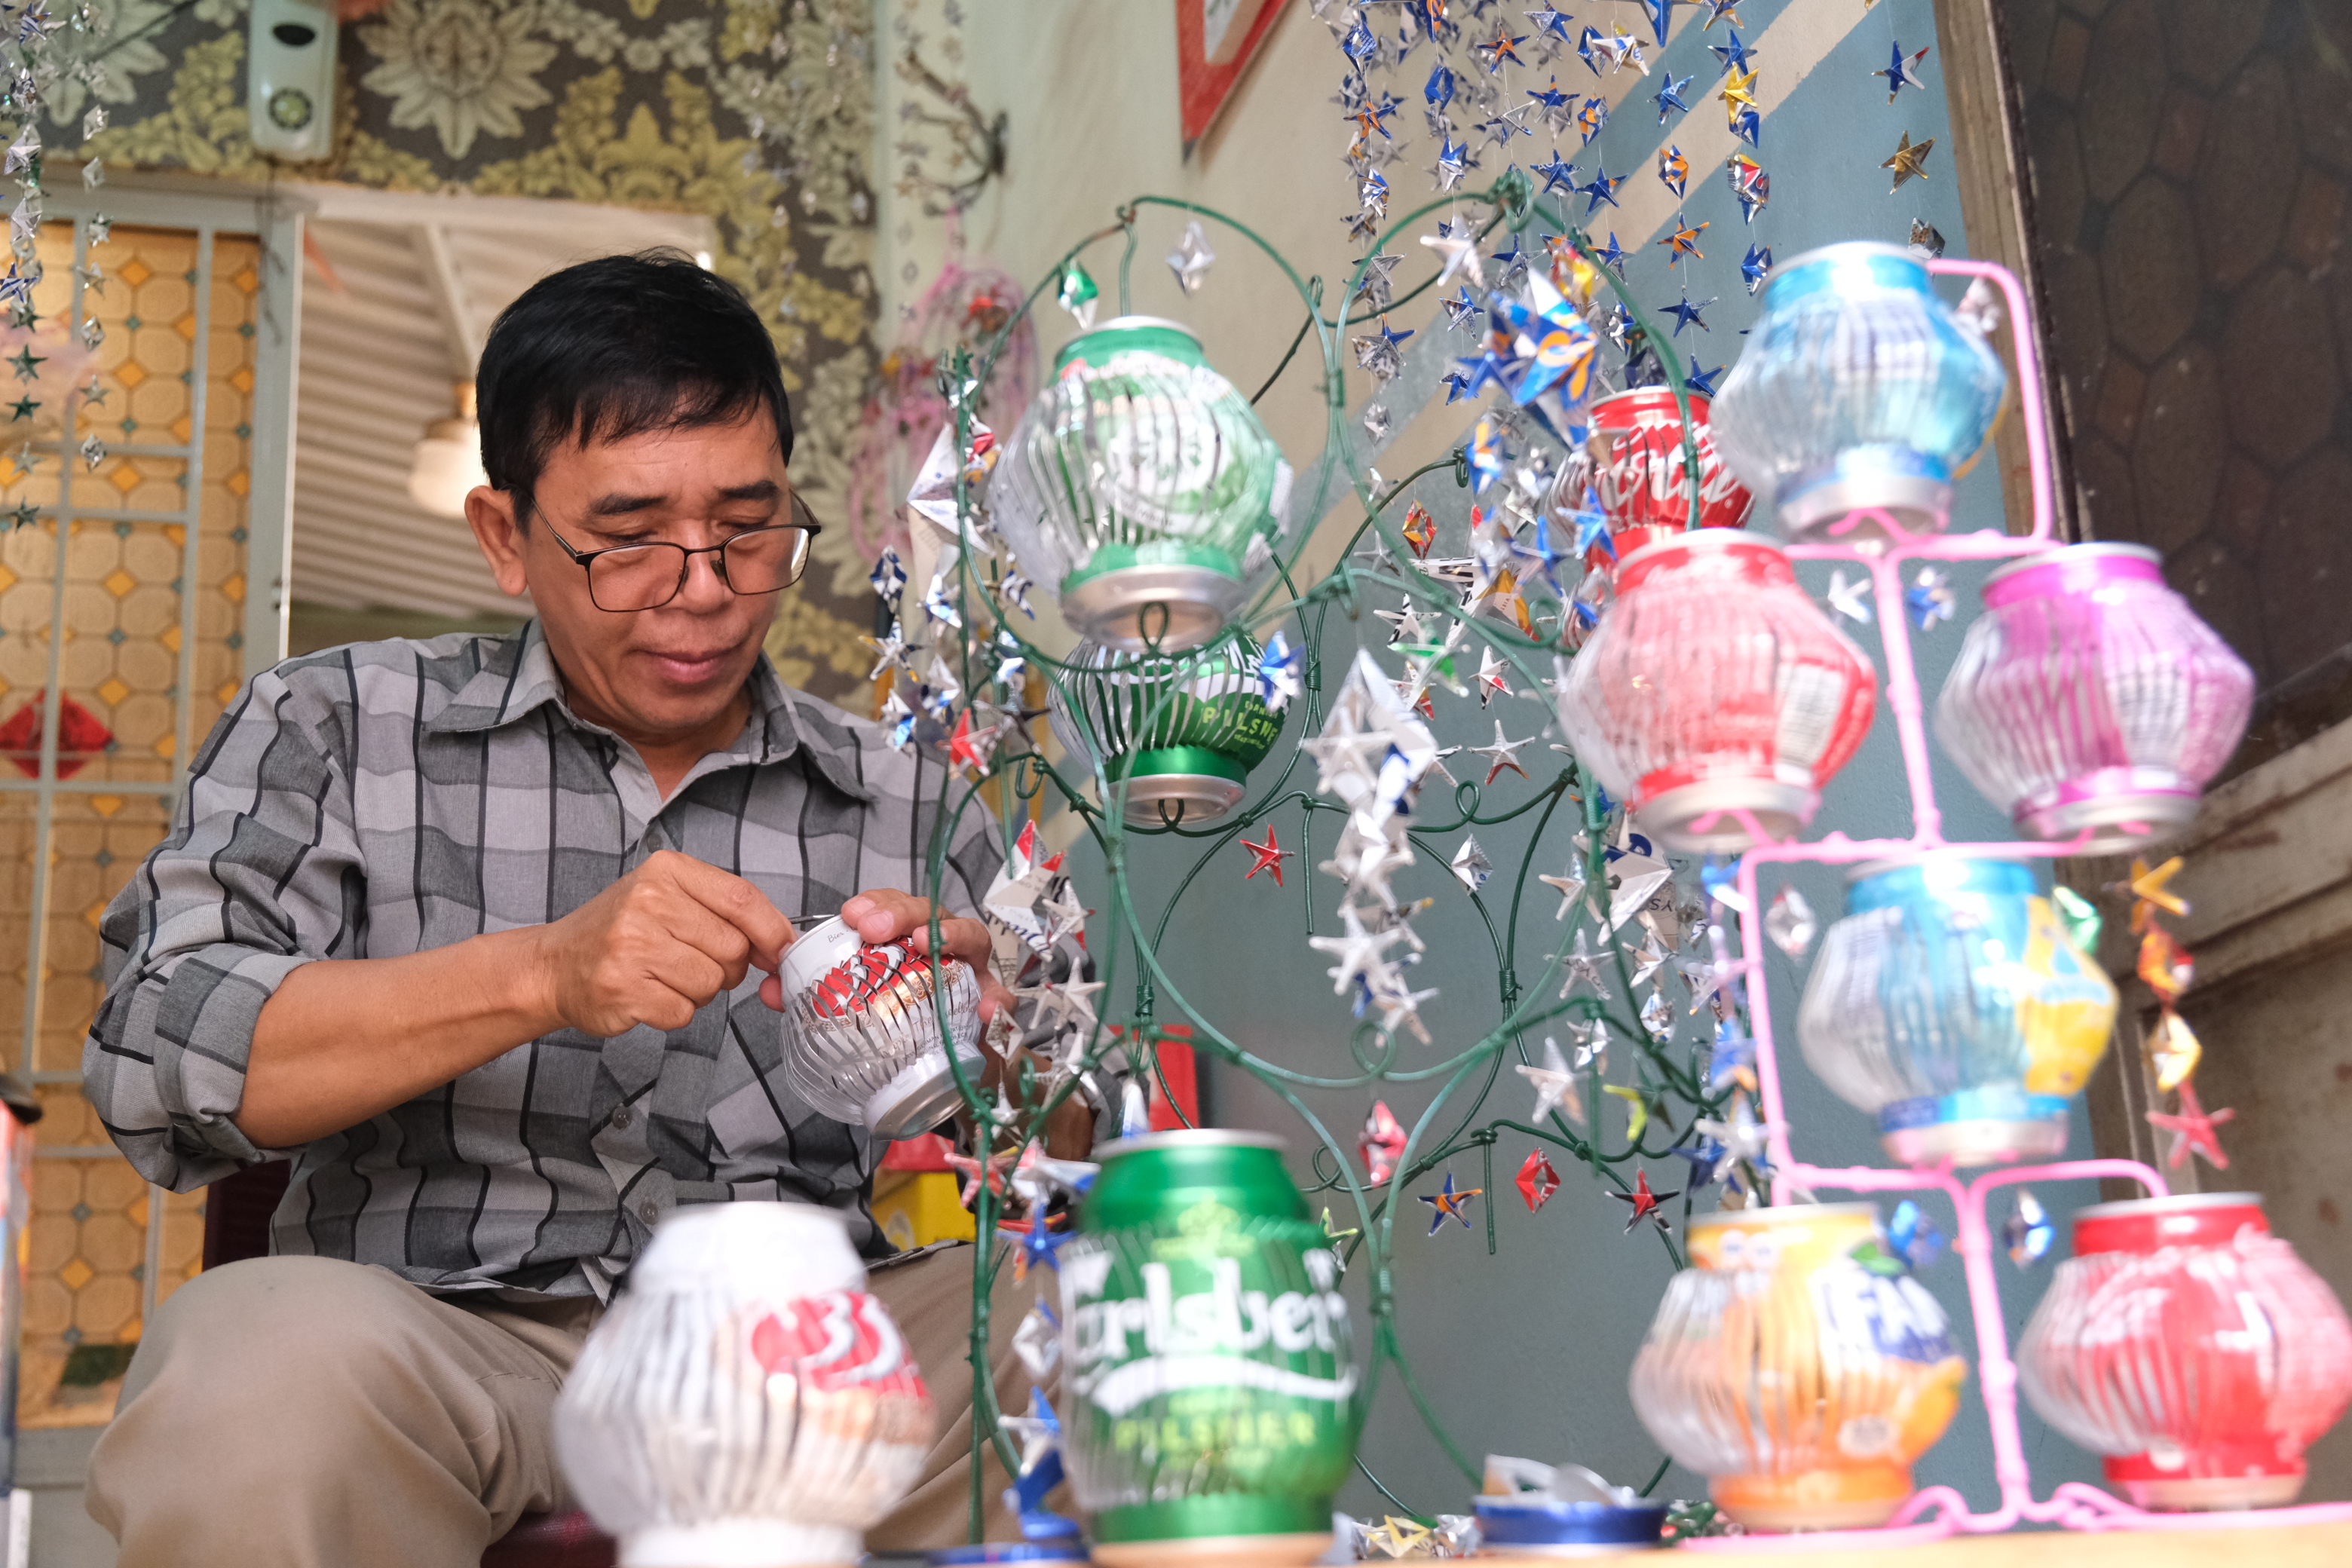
<box><xmin>70</xmin><ymin>0</ymin><xmax>882</xmax><ymax>702</ymax></box>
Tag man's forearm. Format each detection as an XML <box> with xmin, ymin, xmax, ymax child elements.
<box><xmin>236</xmin><ymin>928</ymin><xmax>556</xmax><ymax>1149</ymax></box>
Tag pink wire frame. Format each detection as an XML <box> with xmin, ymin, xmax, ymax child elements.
<box><xmin>1675</xmin><ymin>259</ymin><xmax>2352</xmax><ymax>1545</ymax></box>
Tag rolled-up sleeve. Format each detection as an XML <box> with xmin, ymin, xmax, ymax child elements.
<box><xmin>83</xmin><ymin>663</ymin><xmax>363</xmax><ymax>1191</ymax></box>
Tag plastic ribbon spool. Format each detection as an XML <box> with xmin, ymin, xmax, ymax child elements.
<box><xmin>2017</xmin><ymin>1193</ymin><xmax>2352</xmax><ymax>1511</ymax></box>
<box><xmin>1047</xmin><ymin>633</ymin><xmax>1284</xmax><ymax>828</ymax></box>
<box><xmin>1934</xmin><ymin>542</ymin><xmax>2256</xmax><ymax>855</ymax></box>
<box><xmin>1709</xmin><ymin>241</ymin><xmax>2007</xmax><ymax>541</ymax></box>
<box><xmin>1630</xmin><ymin>1205</ymin><xmax>1968</xmax><ymax>1533</ymax></box>
<box><xmin>1796</xmin><ymin>852</ymin><xmax>2118</xmax><ymax>1166</ymax></box>
<box><xmin>994</xmin><ymin>316</ymin><xmax>1291</xmax><ymax>654</ymax></box>
<box><xmin>1551</xmin><ymin>528</ymin><xmax>1876</xmax><ymax>853</ymax></box>
<box><xmin>554</xmin><ymin>1204</ymin><xmax>933</xmax><ymax>1568</ymax></box>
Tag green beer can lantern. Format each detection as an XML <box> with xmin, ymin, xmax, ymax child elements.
<box><xmin>1048</xmin><ymin>635</ymin><xmax>1285</xmax><ymax>828</ymax></box>
<box><xmin>995</xmin><ymin>317</ymin><xmax>1290</xmax><ymax>653</ymax></box>
<box><xmin>1059</xmin><ymin>1131</ymin><xmax>1358</xmax><ymax>1568</ymax></box>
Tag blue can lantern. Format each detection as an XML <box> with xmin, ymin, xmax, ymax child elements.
<box><xmin>1709</xmin><ymin>243</ymin><xmax>2007</xmax><ymax>541</ymax></box>
<box><xmin>994</xmin><ymin>317</ymin><xmax>1289</xmax><ymax>653</ymax></box>
<box><xmin>1796</xmin><ymin>853</ymin><xmax>2118</xmax><ymax>1166</ymax></box>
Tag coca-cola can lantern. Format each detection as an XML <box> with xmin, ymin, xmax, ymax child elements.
<box><xmin>1934</xmin><ymin>544</ymin><xmax>2255</xmax><ymax>855</ymax></box>
<box><xmin>1584</xmin><ymin>387</ymin><xmax>1754</xmax><ymax>562</ymax></box>
<box><xmin>778</xmin><ymin>917</ymin><xmax>987</xmax><ymax>1141</ymax></box>
<box><xmin>556</xmin><ymin>1203</ymin><xmax>935</xmax><ymax>1567</ymax></box>
<box><xmin>1553</xmin><ymin>530</ymin><xmax>1877</xmax><ymax>853</ymax></box>
<box><xmin>2017</xmin><ymin>1193</ymin><xmax>2352</xmax><ymax>1511</ymax></box>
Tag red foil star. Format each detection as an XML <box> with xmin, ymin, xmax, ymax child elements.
<box><xmin>1517</xmin><ymin>1149</ymin><xmax>1561</xmax><ymax>1211</ymax></box>
<box><xmin>2146</xmin><ymin>1080</ymin><xmax>2234</xmax><ymax>1170</ymax></box>
<box><xmin>1359</xmin><ymin>1101</ymin><xmax>1408</xmax><ymax>1186</ymax></box>
<box><xmin>1610</xmin><ymin>1168</ymin><xmax>1682</xmax><ymax>1233</ymax></box>
<box><xmin>1241</xmin><ymin>827</ymin><xmax>1291</xmax><ymax>886</ymax></box>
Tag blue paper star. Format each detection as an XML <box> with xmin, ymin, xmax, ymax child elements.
<box><xmin>1664</xmin><ymin>293</ymin><xmax>1714</xmax><ymax>336</ymax></box>
<box><xmin>1426</xmin><ymin>60</ymin><xmax>1457</xmax><ymax>111</ymax></box>
<box><xmin>1569</xmin><ymin>487</ymin><xmax>1612</xmax><ymax>557</ymax></box>
<box><xmin>1877</xmin><ymin>41</ymin><xmax>1931</xmax><ymax>103</ymax></box>
<box><xmin>1480</xmin><ymin>30</ymin><xmax>1529</xmax><ymax>71</ymax></box>
<box><xmin>1652</xmin><ymin>71</ymin><xmax>1693</xmax><ymax>123</ymax></box>
<box><xmin>1710</xmin><ymin>26</ymin><xmax>1756</xmax><ymax>76</ymax></box>
<box><xmin>1490</xmin><ymin>231</ymin><xmax>1527</xmax><ymax>279</ymax></box>
<box><xmin>1456</xmin><ymin>347</ymin><xmax>1516</xmax><ymax>399</ymax></box>
<box><xmin>1741</xmin><ymin>243</ymin><xmax>1773</xmax><ymax>296</ymax></box>
<box><xmin>1685</xmin><ymin>357</ymin><xmax>1725</xmax><ymax>396</ymax></box>
<box><xmin>1373</xmin><ymin>317</ymin><xmax>1415</xmax><ymax>354</ymax></box>
<box><xmin>1527</xmin><ymin>78</ymin><xmax>1572</xmax><ymax>113</ymax></box>
<box><xmin>1441</xmin><ymin>369</ymin><xmax>1474</xmax><ymax>403</ymax></box>
<box><xmin>1579</xmin><ymin>163</ymin><xmax>1625</xmax><ymax>214</ymax></box>
<box><xmin>1343</xmin><ymin>14</ymin><xmax>1379</xmax><ymax>63</ymax></box>
<box><xmin>1531</xmin><ymin>151</ymin><xmax>1579</xmax><ymax>195</ymax></box>
<box><xmin>1419</xmin><ymin>1169</ymin><xmax>1484</xmax><ymax>1234</ymax></box>
<box><xmin>1527</xmin><ymin>5</ymin><xmax>1577</xmax><ymax>42</ymax></box>
<box><xmin>1668</xmin><ymin>1139</ymin><xmax>1724</xmax><ymax>1190</ymax></box>
<box><xmin>1591</xmin><ymin>231</ymin><xmax>1630</xmax><ymax>278</ymax></box>
<box><xmin>1701</xmin><ymin>0</ymin><xmax>1742</xmax><ymax>26</ymax></box>
<box><xmin>1443</xmin><ymin>286</ymin><xmax>1482</xmax><ymax>330</ymax></box>
<box><xmin>1466</xmin><ymin>416</ymin><xmax>1510</xmax><ymax>494</ymax></box>
<box><xmin>1731</xmin><ymin>106</ymin><xmax>1761</xmax><ymax>147</ymax></box>
<box><xmin>1640</xmin><ymin>0</ymin><xmax>1672</xmax><ymax>44</ymax></box>
<box><xmin>1576</xmin><ymin>24</ymin><xmax>1608</xmax><ymax>75</ymax></box>
<box><xmin>1434</xmin><ymin>135</ymin><xmax>1468</xmax><ymax>188</ymax></box>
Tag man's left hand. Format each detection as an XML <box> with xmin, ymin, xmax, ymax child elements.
<box><xmin>761</xmin><ymin>890</ymin><xmax>1018</xmax><ymax>1024</ymax></box>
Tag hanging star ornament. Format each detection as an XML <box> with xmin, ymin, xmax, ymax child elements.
<box><xmin>1719</xmin><ymin>64</ymin><xmax>1758</xmax><ymax>121</ymax></box>
<box><xmin>1710</xmin><ymin>25</ymin><xmax>1756</xmax><ymax>75</ymax></box>
<box><xmin>1516</xmin><ymin>1148</ymin><xmax>1561</xmax><ymax>1211</ymax></box>
<box><xmin>1419</xmin><ymin>1170</ymin><xmax>1484</xmax><ymax>1234</ymax></box>
<box><xmin>1726</xmin><ymin>153</ymin><xmax>1769</xmax><ymax>223</ymax></box>
<box><xmin>1240</xmin><ymin>828</ymin><xmax>1292</xmax><ymax>886</ymax></box>
<box><xmin>1663</xmin><ymin>292</ymin><xmax>1713</xmax><ymax>336</ymax></box>
<box><xmin>1659</xmin><ymin>213</ymin><xmax>1707</xmax><ymax>266</ymax></box>
<box><xmin>2127</xmin><ymin>855</ymin><xmax>2190</xmax><ymax>922</ymax></box>
<box><xmin>1825</xmin><ymin>567</ymin><xmax>1873</xmax><ymax>624</ymax></box>
<box><xmin>1656</xmin><ymin>143</ymin><xmax>1689</xmax><ymax>198</ymax></box>
<box><xmin>1877</xmin><ymin>41</ymin><xmax>1931</xmax><ymax>103</ymax></box>
<box><xmin>1517</xmin><ymin>1035</ymin><xmax>1584</xmax><ymax>1125</ymax></box>
<box><xmin>1652</xmin><ymin>71</ymin><xmax>1692</xmax><ymax>123</ymax></box>
<box><xmin>1470</xmin><ymin>721</ymin><xmax>1533</xmax><ymax>785</ymax></box>
<box><xmin>2147</xmin><ymin>1080</ymin><xmax>2234</xmax><ymax>1170</ymax></box>
<box><xmin>1882</xmin><ymin>130</ymin><xmax>1937</xmax><ymax>191</ymax></box>
<box><xmin>2004</xmin><ymin>1189</ymin><xmax>2054</xmax><ymax>1267</ymax></box>
<box><xmin>1611</xmin><ymin>1170</ymin><xmax>1680</xmax><ymax>1234</ymax></box>
<box><xmin>2144</xmin><ymin>1007</ymin><xmax>2202</xmax><ymax>1091</ymax></box>
<box><xmin>1603</xmin><ymin>1083</ymin><xmax>1652</xmax><ymax>1144</ymax></box>
<box><xmin>1741</xmin><ymin>243</ymin><xmax>1772</xmax><ymax>296</ymax></box>
<box><xmin>1359</xmin><ymin>1100</ymin><xmax>1409</xmax><ymax>1185</ymax></box>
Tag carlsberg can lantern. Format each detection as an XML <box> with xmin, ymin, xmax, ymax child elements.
<box><xmin>1060</xmin><ymin>1131</ymin><xmax>1358</xmax><ymax>1567</ymax></box>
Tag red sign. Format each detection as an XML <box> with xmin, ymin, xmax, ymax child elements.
<box><xmin>1178</xmin><ymin>0</ymin><xmax>1291</xmax><ymax>149</ymax></box>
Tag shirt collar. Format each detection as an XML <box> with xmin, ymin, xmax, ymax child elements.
<box><xmin>427</xmin><ymin>622</ymin><xmax>876</xmax><ymax>802</ymax></box>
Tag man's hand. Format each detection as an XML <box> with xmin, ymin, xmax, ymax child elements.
<box><xmin>776</xmin><ymin>889</ymin><xmax>1018</xmax><ymax>1023</ymax></box>
<box><xmin>532</xmin><ymin>850</ymin><xmax>795</xmax><ymax>1037</ymax></box>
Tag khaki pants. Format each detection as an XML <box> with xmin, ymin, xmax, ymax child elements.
<box><xmin>85</xmin><ymin>1244</ymin><xmax>1053</xmax><ymax>1567</ymax></box>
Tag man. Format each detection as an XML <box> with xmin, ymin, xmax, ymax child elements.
<box><xmin>80</xmin><ymin>250</ymin><xmax>1074</xmax><ymax>1566</ymax></box>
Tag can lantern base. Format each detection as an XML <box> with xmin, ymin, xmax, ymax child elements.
<box><xmin>1089</xmin><ymin>1535</ymin><xmax>1331</xmax><ymax>1568</ymax></box>
<box><xmin>1881</xmin><ymin>1115</ymin><xmax>2069</xmax><ymax>1168</ymax></box>
<box><xmin>2017</xmin><ymin>784</ymin><xmax>2200</xmax><ymax>857</ymax></box>
<box><xmin>2106</xmin><ymin>1453</ymin><xmax>2308</xmax><ymax>1512</ymax></box>
<box><xmin>1061</xmin><ymin>562</ymin><xmax>1245</xmax><ymax>654</ymax></box>
<box><xmin>1775</xmin><ymin>456</ymin><xmax>1951</xmax><ymax>543</ymax></box>
<box><xmin>1638</xmin><ymin>777</ymin><xmax>1816</xmax><ymax>854</ymax></box>
<box><xmin>1114</xmin><ymin>770</ymin><xmax>1248</xmax><ymax>827</ymax></box>
<box><xmin>1709</xmin><ymin>1462</ymin><xmax>1914</xmax><ymax>1533</ymax></box>
<box><xmin>864</xmin><ymin>1044</ymin><xmax>987</xmax><ymax>1141</ymax></box>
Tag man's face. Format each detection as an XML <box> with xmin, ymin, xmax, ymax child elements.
<box><xmin>467</xmin><ymin>409</ymin><xmax>791</xmax><ymax>746</ymax></box>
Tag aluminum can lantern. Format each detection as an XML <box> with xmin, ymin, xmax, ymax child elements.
<box><xmin>776</xmin><ymin>917</ymin><xmax>985</xmax><ymax>1141</ymax></box>
<box><xmin>1710</xmin><ymin>242</ymin><xmax>2006</xmax><ymax>541</ymax></box>
<box><xmin>995</xmin><ymin>317</ymin><xmax>1289</xmax><ymax>654</ymax></box>
<box><xmin>1582</xmin><ymin>387</ymin><xmax>1753</xmax><ymax>559</ymax></box>
<box><xmin>1631</xmin><ymin>1203</ymin><xmax>1967</xmax><ymax>1532</ymax></box>
<box><xmin>1058</xmin><ymin>1131</ymin><xmax>1358</xmax><ymax>1567</ymax></box>
<box><xmin>1047</xmin><ymin>635</ymin><xmax>1285</xmax><ymax>828</ymax></box>
<box><xmin>1934</xmin><ymin>543</ymin><xmax>2254</xmax><ymax>855</ymax></box>
<box><xmin>1551</xmin><ymin>529</ymin><xmax>1876</xmax><ymax>853</ymax></box>
<box><xmin>1797</xmin><ymin>853</ymin><xmax>2117</xmax><ymax>1166</ymax></box>
<box><xmin>2018</xmin><ymin>1193</ymin><xmax>2352</xmax><ymax>1511</ymax></box>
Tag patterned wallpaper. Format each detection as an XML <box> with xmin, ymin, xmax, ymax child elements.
<box><xmin>60</xmin><ymin>0</ymin><xmax>883</xmax><ymax>703</ymax></box>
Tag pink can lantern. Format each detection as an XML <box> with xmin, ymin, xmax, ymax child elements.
<box><xmin>2017</xmin><ymin>1193</ymin><xmax>2352</xmax><ymax>1511</ymax></box>
<box><xmin>1934</xmin><ymin>544</ymin><xmax>2253</xmax><ymax>855</ymax></box>
<box><xmin>1553</xmin><ymin>530</ymin><xmax>1877</xmax><ymax>853</ymax></box>
<box><xmin>1584</xmin><ymin>387</ymin><xmax>1754</xmax><ymax>565</ymax></box>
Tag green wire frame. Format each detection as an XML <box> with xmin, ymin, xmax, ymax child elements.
<box><xmin>903</xmin><ymin>170</ymin><xmax>1748</xmax><ymax>1540</ymax></box>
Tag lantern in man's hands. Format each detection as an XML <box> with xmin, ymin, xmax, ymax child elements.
<box><xmin>776</xmin><ymin>919</ymin><xmax>985</xmax><ymax>1140</ymax></box>
<box><xmin>1709</xmin><ymin>242</ymin><xmax>2006</xmax><ymax>541</ymax></box>
<box><xmin>994</xmin><ymin>317</ymin><xmax>1289</xmax><ymax>652</ymax></box>
<box><xmin>1047</xmin><ymin>634</ymin><xmax>1285</xmax><ymax>827</ymax></box>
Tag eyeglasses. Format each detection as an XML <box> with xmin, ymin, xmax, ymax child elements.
<box><xmin>541</xmin><ymin>492</ymin><xmax>822</xmax><ymax>612</ymax></box>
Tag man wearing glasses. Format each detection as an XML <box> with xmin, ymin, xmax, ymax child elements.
<box><xmin>80</xmin><ymin>251</ymin><xmax>1080</xmax><ymax>1566</ymax></box>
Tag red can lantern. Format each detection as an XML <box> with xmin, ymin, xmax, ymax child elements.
<box><xmin>1584</xmin><ymin>387</ymin><xmax>1754</xmax><ymax>563</ymax></box>
<box><xmin>1553</xmin><ymin>530</ymin><xmax>1876</xmax><ymax>852</ymax></box>
<box><xmin>2017</xmin><ymin>1193</ymin><xmax>2352</xmax><ymax>1510</ymax></box>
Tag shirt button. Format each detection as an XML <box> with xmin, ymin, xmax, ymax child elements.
<box><xmin>639</xmin><ymin>1200</ymin><xmax>660</xmax><ymax>1225</ymax></box>
<box><xmin>611</xmin><ymin>1105</ymin><xmax>633</xmax><ymax>1130</ymax></box>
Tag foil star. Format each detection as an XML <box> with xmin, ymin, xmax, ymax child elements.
<box><xmin>1241</xmin><ymin>827</ymin><xmax>1292</xmax><ymax>885</ymax></box>
<box><xmin>1479</xmin><ymin>30</ymin><xmax>1530</xmax><ymax>71</ymax></box>
<box><xmin>1826</xmin><ymin>566</ymin><xmax>1872</xmax><ymax>623</ymax></box>
<box><xmin>1257</xmin><ymin>630</ymin><xmax>1303</xmax><ymax>712</ymax></box>
<box><xmin>1657</xmin><ymin>143</ymin><xmax>1689</xmax><ymax>197</ymax></box>
<box><xmin>1422</xmin><ymin>225</ymin><xmax>1487</xmax><ymax>288</ymax></box>
<box><xmin>1532</xmin><ymin>150</ymin><xmax>1579</xmax><ymax>196</ymax></box>
<box><xmin>1167</xmin><ymin>221</ymin><xmax>1216</xmax><ymax>293</ymax></box>
<box><xmin>1877</xmin><ymin>41</ymin><xmax>1931</xmax><ymax>103</ymax></box>
<box><xmin>1470</xmin><ymin>720</ymin><xmax>1533</xmax><ymax>785</ymax></box>
<box><xmin>2128</xmin><ymin>855</ymin><xmax>2190</xmax><ymax>920</ymax></box>
<box><xmin>1419</xmin><ymin>1169</ymin><xmax>1484</xmax><ymax>1233</ymax></box>
<box><xmin>1659</xmin><ymin>212</ymin><xmax>1707</xmax><ymax>265</ymax></box>
<box><xmin>1579</xmin><ymin>162</ymin><xmax>1626</xmax><ymax>213</ymax></box>
<box><xmin>1539</xmin><ymin>866</ymin><xmax>1588</xmax><ymax>921</ymax></box>
<box><xmin>1719</xmin><ymin>64</ymin><xmax>1759</xmax><ymax>120</ymax></box>
<box><xmin>1710</xmin><ymin>25</ymin><xmax>1756</xmax><ymax>75</ymax></box>
<box><xmin>1517</xmin><ymin>1035</ymin><xmax>1584</xmax><ymax>1125</ymax></box>
<box><xmin>1610</xmin><ymin>1169</ymin><xmax>1680</xmax><ymax>1234</ymax></box>
<box><xmin>1359</xmin><ymin>1100</ymin><xmax>1409</xmax><ymax>1185</ymax></box>
<box><xmin>1685</xmin><ymin>358</ymin><xmax>1726</xmax><ymax>396</ymax></box>
<box><xmin>2144</xmin><ymin>1008</ymin><xmax>2202</xmax><ymax>1091</ymax></box>
<box><xmin>1882</xmin><ymin>130</ymin><xmax>1937</xmax><ymax>191</ymax></box>
<box><xmin>1701</xmin><ymin>0</ymin><xmax>1742</xmax><ymax>28</ymax></box>
<box><xmin>1739</xmin><ymin>243</ymin><xmax>1773</xmax><ymax>295</ymax></box>
<box><xmin>2004</xmin><ymin>1189</ymin><xmax>2054</xmax><ymax>1266</ymax></box>
<box><xmin>1516</xmin><ymin>1148</ymin><xmax>1561</xmax><ymax>1209</ymax></box>
<box><xmin>1590</xmin><ymin>231</ymin><xmax>1630</xmax><ymax>278</ymax></box>
<box><xmin>1652</xmin><ymin>71</ymin><xmax>1692</xmax><ymax>123</ymax></box>
<box><xmin>1663</xmin><ymin>292</ymin><xmax>1713</xmax><ymax>335</ymax></box>
<box><xmin>1603</xmin><ymin>1083</ymin><xmax>1652</xmax><ymax>1144</ymax></box>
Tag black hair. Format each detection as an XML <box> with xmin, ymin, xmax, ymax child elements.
<box><xmin>476</xmin><ymin>248</ymin><xmax>793</xmax><ymax>524</ymax></box>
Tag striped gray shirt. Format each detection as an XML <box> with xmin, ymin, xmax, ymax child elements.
<box><xmin>83</xmin><ymin>623</ymin><xmax>1002</xmax><ymax>1300</ymax></box>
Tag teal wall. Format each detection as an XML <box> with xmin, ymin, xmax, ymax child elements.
<box><xmin>1065</xmin><ymin>0</ymin><xmax>2112</xmax><ymax>1524</ymax></box>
